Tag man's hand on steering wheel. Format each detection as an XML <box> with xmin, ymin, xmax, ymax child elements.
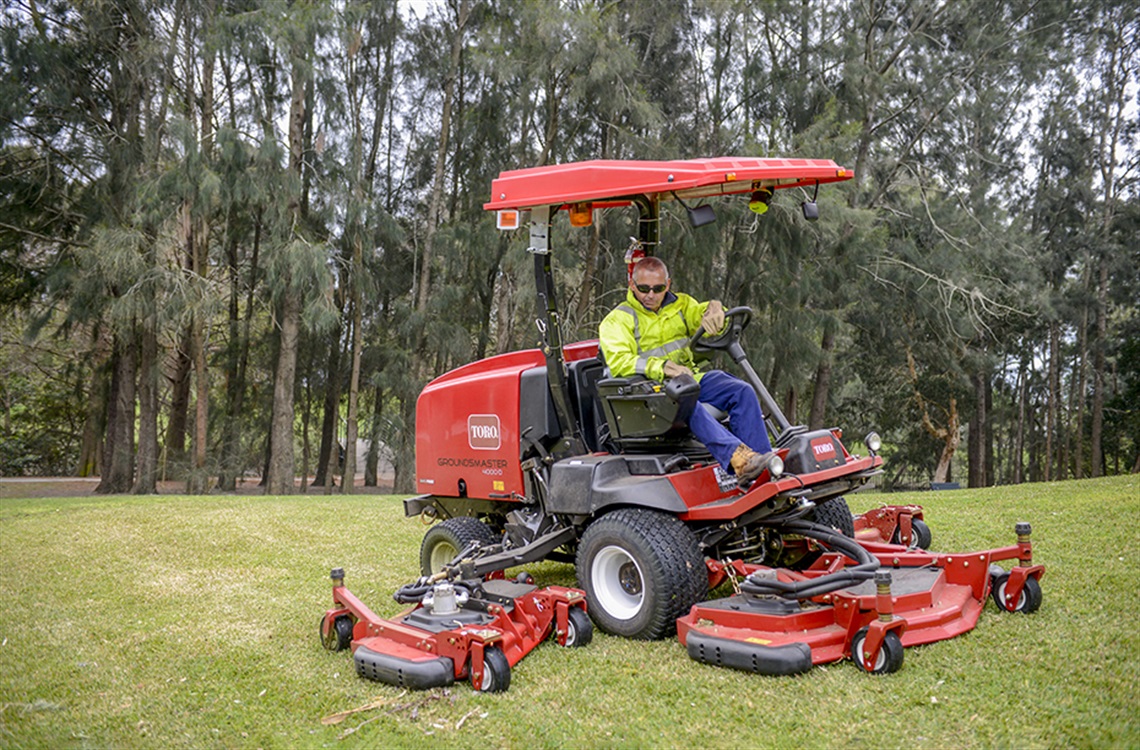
<box><xmin>689</xmin><ymin>306</ymin><xmax>753</xmax><ymax>353</ymax></box>
<box><xmin>701</xmin><ymin>300</ymin><xmax>725</xmax><ymax>335</ymax></box>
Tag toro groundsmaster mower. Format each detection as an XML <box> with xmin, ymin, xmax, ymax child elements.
<box><xmin>324</xmin><ymin>157</ymin><xmax>1044</xmax><ymax>682</ymax></box>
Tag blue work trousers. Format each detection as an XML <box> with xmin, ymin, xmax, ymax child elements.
<box><xmin>688</xmin><ymin>370</ymin><xmax>773</xmax><ymax>472</ymax></box>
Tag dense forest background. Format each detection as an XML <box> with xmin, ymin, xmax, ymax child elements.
<box><xmin>1</xmin><ymin>0</ymin><xmax>1136</xmax><ymax>494</ymax></box>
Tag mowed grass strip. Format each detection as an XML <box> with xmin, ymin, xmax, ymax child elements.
<box><xmin>0</xmin><ymin>476</ymin><xmax>1137</xmax><ymax>749</ymax></box>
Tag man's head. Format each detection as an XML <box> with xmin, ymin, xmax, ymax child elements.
<box><xmin>630</xmin><ymin>257</ymin><xmax>670</xmax><ymax>312</ymax></box>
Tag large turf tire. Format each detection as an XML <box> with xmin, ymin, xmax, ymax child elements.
<box><xmin>576</xmin><ymin>508</ymin><xmax>707</xmax><ymax>640</ymax></box>
<box><xmin>419</xmin><ymin>516</ymin><xmax>498</xmax><ymax>576</ymax></box>
<box><xmin>812</xmin><ymin>497</ymin><xmax>855</xmax><ymax>538</ymax></box>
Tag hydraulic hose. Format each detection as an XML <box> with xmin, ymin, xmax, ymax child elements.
<box><xmin>392</xmin><ymin>579</ymin><xmax>475</xmax><ymax>605</ymax></box>
<box><xmin>740</xmin><ymin>520</ymin><xmax>880</xmax><ymax>600</ymax></box>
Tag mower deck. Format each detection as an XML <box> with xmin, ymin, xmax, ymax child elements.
<box><xmin>321</xmin><ymin>571</ymin><xmax>592</xmax><ymax>692</ymax></box>
<box><xmin>678</xmin><ymin>524</ymin><xmax>1044</xmax><ymax>675</ymax></box>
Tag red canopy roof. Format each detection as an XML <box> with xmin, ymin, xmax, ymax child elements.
<box><xmin>484</xmin><ymin>157</ymin><xmax>852</xmax><ymax>211</ymax></box>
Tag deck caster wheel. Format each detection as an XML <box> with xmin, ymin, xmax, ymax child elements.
<box><xmin>473</xmin><ymin>647</ymin><xmax>511</xmax><ymax>693</ymax></box>
<box><xmin>991</xmin><ymin>573</ymin><xmax>1042</xmax><ymax>614</ymax></box>
<box><xmin>562</xmin><ymin>607</ymin><xmax>594</xmax><ymax>648</ymax></box>
<box><xmin>320</xmin><ymin>614</ymin><xmax>353</xmax><ymax>652</ymax></box>
<box><xmin>851</xmin><ymin>627</ymin><xmax>904</xmax><ymax>674</ymax></box>
<box><xmin>893</xmin><ymin>518</ymin><xmax>933</xmax><ymax>549</ymax></box>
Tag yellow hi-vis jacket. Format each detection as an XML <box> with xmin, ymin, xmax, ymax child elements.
<box><xmin>599</xmin><ymin>288</ymin><xmax>712</xmax><ymax>382</ymax></box>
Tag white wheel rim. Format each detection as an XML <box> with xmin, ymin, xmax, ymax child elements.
<box><xmin>857</xmin><ymin>635</ymin><xmax>887</xmax><ymax>671</ymax></box>
<box><xmin>430</xmin><ymin>541</ymin><xmax>458</xmax><ymax>571</ymax></box>
<box><xmin>997</xmin><ymin>581</ymin><xmax>1025</xmax><ymax>610</ymax></box>
<box><xmin>592</xmin><ymin>545</ymin><xmax>645</xmax><ymax>620</ymax></box>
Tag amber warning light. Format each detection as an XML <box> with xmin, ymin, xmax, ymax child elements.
<box><xmin>497</xmin><ymin>209</ymin><xmax>520</xmax><ymax>230</ymax></box>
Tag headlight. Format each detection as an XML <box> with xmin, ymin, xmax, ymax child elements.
<box><xmin>768</xmin><ymin>455</ymin><xmax>784</xmax><ymax>478</ymax></box>
<box><xmin>864</xmin><ymin>431</ymin><xmax>882</xmax><ymax>455</ymax></box>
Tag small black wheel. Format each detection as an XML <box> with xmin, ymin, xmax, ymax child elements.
<box><xmin>892</xmin><ymin>518</ymin><xmax>933</xmax><ymax>549</ymax></box>
<box><xmin>420</xmin><ymin>516</ymin><xmax>499</xmax><ymax>576</ymax></box>
<box><xmin>991</xmin><ymin>573</ymin><xmax>1042</xmax><ymax>614</ymax></box>
<box><xmin>473</xmin><ymin>647</ymin><xmax>511</xmax><ymax>693</ymax></box>
<box><xmin>851</xmin><ymin>627</ymin><xmax>904</xmax><ymax>674</ymax></box>
<box><xmin>562</xmin><ymin>607</ymin><xmax>594</xmax><ymax>648</ymax></box>
<box><xmin>812</xmin><ymin>497</ymin><xmax>855</xmax><ymax>538</ymax></box>
<box><xmin>320</xmin><ymin>614</ymin><xmax>353</xmax><ymax>652</ymax></box>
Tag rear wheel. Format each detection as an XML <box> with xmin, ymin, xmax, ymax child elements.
<box><xmin>576</xmin><ymin>508</ymin><xmax>706</xmax><ymax>640</ymax></box>
<box><xmin>420</xmin><ymin>517</ymin><xmax>499</xmax><ymax>576</ymax></box>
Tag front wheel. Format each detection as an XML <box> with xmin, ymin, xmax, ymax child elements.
<box><xmin>419</xmin><ymin>516</ymin><xmax>498</xmax><ymax>576</ymax></box>
<box><xmin>576</xmin><ymin>508</ymin><xmax>706</xmax><ymax>640</ymax></box>
<box><xmin>562</xmin><ymin>607</ymin><xmax>594</xmax><ymax>648</ymax></box>
<box><xmin>991</xmin><ymin>573</ymin><xmax>1042</xmax><ymax>614</ymax></box>
<box><xmin>320</xmin><ymin>614</ymin><xmax>353</xmax><ymax>652</ymax></box>
<box><xmin>851</xmin><ymin>627</ymin><xmax>904</xmax><ymax>674</ymax></box>
<box><xmin>812</xmin><ymin>497</ymin><xmax>855</xmax><ymax>537</ymax></box>
<box><xmin>893</xmin><ymin>518</ymin><xmax>933</xmax><ymax>549</ymax></box>
<box><xmin>473</xmin><ymin>647</ymin><xmax>511</xmax><ymax>693</ymax></box>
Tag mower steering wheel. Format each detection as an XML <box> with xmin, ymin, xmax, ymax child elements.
<box><xmin>689</xmin><ymin>306</ymin><xmax>752</xmax><ymax>354</ymax></box>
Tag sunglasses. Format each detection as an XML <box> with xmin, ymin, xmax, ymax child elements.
<box><xmin>635</xmin><ymin>283</ymin><xmax>668</xmax><ymax>294</ymax></box>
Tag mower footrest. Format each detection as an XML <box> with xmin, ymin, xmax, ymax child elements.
<box><xmin>686</xmin><ymin>630</ymin><xmax>812</xmax><ymax>676</ymax></box>
<box><xmin>353</xmin><ymin>642</ymin><xmax>455</xmax><ymax>690</ymax></box>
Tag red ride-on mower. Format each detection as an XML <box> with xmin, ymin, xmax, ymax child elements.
<box><xmin>320</xmin><ymin>562</ymin><xmax>591</xmax><ymax>693</ymax></box>
<box><xmin>396</xmin><ymin>157</ymin><xmax>1044</xmax><ymax>674</ymax></box>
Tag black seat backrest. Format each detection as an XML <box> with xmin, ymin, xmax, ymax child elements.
<box><xmin>567</xmin><ymin>357</ymin><xmax>607</xmax><ymax>453</ymax></box>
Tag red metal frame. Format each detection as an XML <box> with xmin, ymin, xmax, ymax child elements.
<box><xmin>854</xmin><ymin>504</ymin><xmax>925</xmax><ymax>545</ymax></box>
<box><xmin>323</xmin><ymin>582</ymin><xmax>588</xmax><ymax>689</ymax></box>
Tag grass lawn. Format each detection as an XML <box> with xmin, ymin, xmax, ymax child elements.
<box><xmin>1</xmin><ymin>475</ymin><xmax>1137</xmax><ymax>749</ymax></box>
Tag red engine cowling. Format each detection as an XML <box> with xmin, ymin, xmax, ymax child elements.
<box><xmin>414</xmin><ymin>342</ymin><xmax>599</xmax><ymax>502</ymax></box>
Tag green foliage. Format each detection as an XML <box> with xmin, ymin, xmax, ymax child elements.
<box><xmin>0</xmin><ymin>0</ymin><xmax>1136</xmax><ymax>487</ymax></box>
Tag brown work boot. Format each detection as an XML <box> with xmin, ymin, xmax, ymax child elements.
<box><xmin>729</xmin><ymin>444</ymin><xmax>773</xmax><ymax>486</ymax></box>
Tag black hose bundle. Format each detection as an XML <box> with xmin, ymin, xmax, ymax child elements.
<box><xmin>740</xmin><ymin>520</ymin><xmax>880</xmax><ymax>601</ymax></box>
<box><xmin>392</xmin><ymin>578</ymin><xmax>476</xmax><ymax>605</ymax></box>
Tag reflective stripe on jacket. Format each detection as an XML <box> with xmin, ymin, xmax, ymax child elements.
<box><xmin>599</xmin><ymin>288</ymin><xmax>709</xmax><ymax>382</ymax></box>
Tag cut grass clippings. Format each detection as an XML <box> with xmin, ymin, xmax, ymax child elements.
<box><xmin>1</xmin><ymin>475</ymin><xmax>1137</xmax><ymax>748</ymax></box>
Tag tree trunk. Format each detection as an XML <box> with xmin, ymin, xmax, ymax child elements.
<box><xmin>343</xmin><ymin>298</ymin><xmax>363</xmax><ymax>494</ymax></box>
<box><xmin>931</xmin><ymin>397</ymin><xmax>959</xmax><ymax>484</ymax></box>
<box><xmin>267</xmin><ymin>293</ymin><xmax>301</xmax><ymax>495</ymax></box>
<box><xmin>1014</xmin><ymin>355</ymin><xmax>1026</xmax><ymax>484</ymax></box>
<box><xmin>1046</xmin><ymin>322</ymin><xmax>1059</xmax><ymax>481</ymax></box>
<box><xmin>415</xmin><ymin>0</ymin><xmax>469</xmax><ymax>312</ymax></box>
<box><xmin>133</xmin><ymin>320</ymin><xmax>158</xmax><ymax>494</ymax></box>
<box><xmin>365</xmin><ymin>382</ymin><xmax>383</xmax><ymax>487</ymax></box>
<box><xmin>166</xmin><ymin>328</ymin><xmax>192</xmax><ymax>476</ymax></box>
<box><xmin>1090</xmin><ymin>255</ymin><xmax>1108</xmax><ymax>476</ymax></box>
<box><xmin>96</xmin><ymin>335</ymin><xmax>137</xmax><ymax>494</ymax></box>
<box><xmin>968</xmin><ymin>368</ymin><xmax>986</xmax><ymax>488</ymax></box>
<box><xmin>808</xmin><ymin>325</ymin><xmax>835</xmax><ymax>430</ymax></box>
<box><xmin>314</xmin><ymin>328</ymin><xmax>345</xmax><ymax>491</ymax></box>
<box><xmin>265</xmin><ymin>48</ymin><xmax>309</xmax><ymax>495</ymax></box>
<box><xmin>77</xmin><ymin>337</ymin><xmax>108</xmax><ymax>478</ymax></box>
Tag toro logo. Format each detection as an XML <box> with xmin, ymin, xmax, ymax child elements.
<box><xmin>467</xmin><ymin>414</ymin><xmax>501</xmax><ymax>450</ymax></box>
<box><xmin>811</xmin><ymin>437</ymin><xmax>836</xmax><ymax>460</ymax></box>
